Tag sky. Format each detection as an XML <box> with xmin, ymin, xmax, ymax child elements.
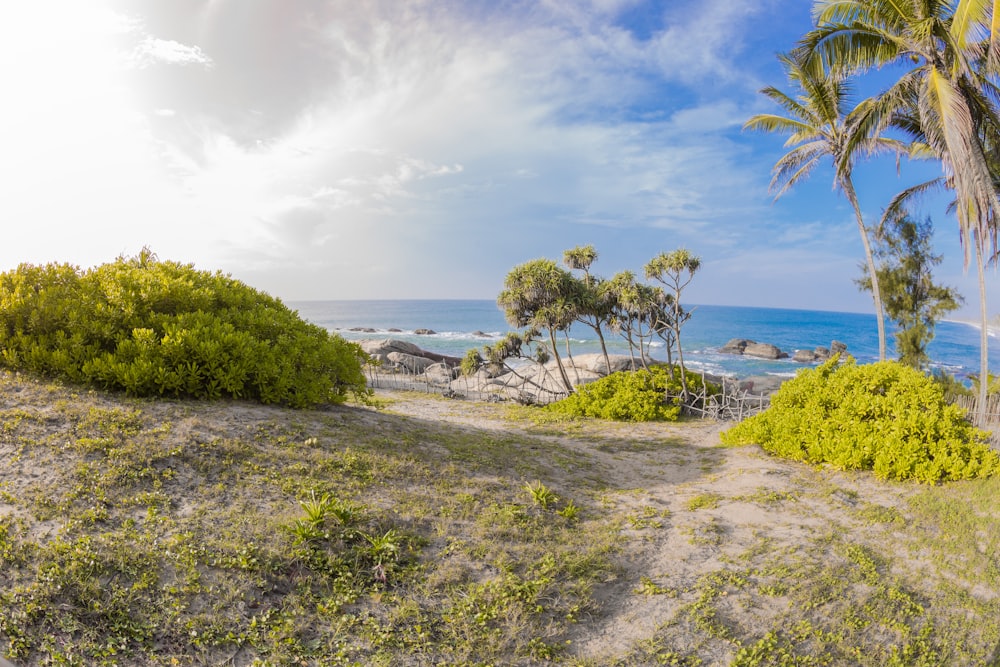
<box><xmin>1</xmin><ymin>0</ymin><xmax>990</xmax><ymax>317</ymax></box>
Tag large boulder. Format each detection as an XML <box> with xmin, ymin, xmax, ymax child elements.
<box><xmin>424</xmin><ymin>362</ymin><xmax>456</xmax><ymax>385</ymax></box>
<box><xmin>792</xmin><ymin>349</ymin><xmax>816</xmax><ymax>363</ymax></box>
<box><xmin>359</xmin><ymin>338</ymin><xmax>461</xmax><ymax>366</ymax></box>
<box><xmin>720</xmin><ymin>339</ymin><xmax>753</xmax><ymax>354</ymax></box>
<box><xmin>360</xmin><ymin>338</ymin><xmax>425</xmax><ymax>357</ymax></box>
<box><xmin>744</xmin><ymin>342</ymin><xmax>787</xmax><ymax>360</ymax></box>
<box><xmin>386</xmin><ymin>351</ymin><xmax>434</xmax><ymax>374</ymax></box>
<box><xmin>563</xmin><ymin>353</ymin><xmax>638</xmax><ymax>376</ymax></box>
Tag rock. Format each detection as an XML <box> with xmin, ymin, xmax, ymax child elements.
<box><xmin>739</xmin><ymin>375</ymin><xmax>787</xmax><ymax>395</ymax></box>
<box><xmin>563</xmin><ymin>353</ymin><xmax>638</xmax><ymax>376</ymax></box>
<box><xmin>387</xmin><ymin>328</ymin><xmax>402</xmax><ymax>332</ymax></box>
<box><xmin>472</xmin><ymin>330</ymin><xmax>492</xmax><ymax>338</ymax></box>
<box><xmin>720</xmin><ymin>338</ymin><xmax>753</xmax><ymax>354</ymax></box>
<box><xmin>792</xmin><ymin>349</ymin><xmax>816</xmax><ymax>363</ymax></box>
<box><xmin>814</xmin><ymin>346</ymin><xmax>831</xmax><ymax>361</ymax></box>
<box><xmin>744</xmin><ymin>342</ymin><xmax>787</xmax><ymax>360</ymax></box>
<box><xmin>424</xmin><ymin>363</ymin><xmax>456</xmax><ymax>384</ymax></box>
<box><xmin>386</xmin><ymin>351</ymin><xmax>435</xmax><ymax>374</ymax></box>
<box><xmin>360</xmin><ymin>339</ymin><xmax>425</xmax><ymax>357</ymax></box>
<box><xmin>349</xmin><ymin>327</ymin><xmax>376</xmax><ymax>333</ymax></box>
<box><xmin>413</xmin><ymin>328</ymin><xmax>436</xmax><ymax>335</ymax></box>
<box><xmin>831</xmin><ymin>340</ymin><xmax>847</xmax><ymax>355</ymax></box>
<box><xmin>359</xmin><ymin>338</ymin><xmax>461</xmax><ymax>366</ymax></box>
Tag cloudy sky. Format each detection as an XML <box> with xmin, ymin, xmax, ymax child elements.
<box><xmin>1</xmin><ymin>0</ymin><xmax>984</xmax><ymax>315</ymax></box>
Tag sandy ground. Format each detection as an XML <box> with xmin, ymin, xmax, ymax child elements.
<box><xmin>373</xmin><ymin>389</ymin><xmax>931</xmax><ymax>664</ymax></box>
<box><xmin>3</xmin><ymin>375</ymin><xmax>991</xmax><ymax>665</ymax></box>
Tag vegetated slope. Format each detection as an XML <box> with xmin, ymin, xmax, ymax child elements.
<box><xmin>0</xmin><ymin>375</ymin><xmax>998</xmax><ymax>666</ymax></box>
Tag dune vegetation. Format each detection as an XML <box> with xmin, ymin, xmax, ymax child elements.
<box><xmin>1</xmin><ymin>374</ymin><xmax>999</xmax><ymax>666</ymax></box>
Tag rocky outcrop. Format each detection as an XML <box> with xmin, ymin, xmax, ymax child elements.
<box><xmin>359</xmin><ymin>339</ymin><xmax>461</xmax><ymax>367</ymax></box>
<box><xmin>744</xmin><ymin>342</ymin><xmax>787</xmax><ymax>360</ymax></box>
<box><xmin>386</xmin><ymin>351</ymin><xmax>434</xmax><ymax>374</ymax></box>
<box><xmin>720</xmin><ymin>338</ymin><xmax>847</xmax><ymax>363</ymax></box>
<box><xmin>720</xmin><ymin>339</ymin><xmax>753</xmax><ymax>354</ymax></box>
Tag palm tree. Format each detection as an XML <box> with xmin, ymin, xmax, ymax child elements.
<box><xmin>798</xmin><ymin>0</ymin><xmax>1000</xmax><ymax>422</ymax></box>
<box><xmin>744</xmin><ymin>51</ymin><xmax>897</xmax><ymax>362</ymax></box>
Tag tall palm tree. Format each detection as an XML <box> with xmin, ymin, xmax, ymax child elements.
<box><xmin>744</xmin><ymin>52</ymin><xmax>897</xmax><ymax>362</ymax></box>
<box><xmin>798</xmin><ymin>0</ymin><xmax>1000</xmax><ymax>422</ymax></box>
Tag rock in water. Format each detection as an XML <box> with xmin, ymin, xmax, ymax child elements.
<box><xmin>743</xmin><ymin>342</ymin><xmax>787</xmax><ymax>360</ymax></box>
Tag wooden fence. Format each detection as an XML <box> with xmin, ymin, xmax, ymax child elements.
<box><xmin>364</xmin><ymin>365</ymin><xmax>770</xmax><ymax>420</ymax></box>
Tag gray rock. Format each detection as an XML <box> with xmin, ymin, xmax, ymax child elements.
<box><xmin>386</xmin><ymin>351</ymin><xmax>434</xmax><ymax>373</ymax></box>
<box><xmin>563</xmin><ymin>353</ymin><xmax>638</xmax><ymax>376</ymax></box>
<box><xmin>360</xmin><ymin>339</ymin><xmax>425</xmax><ymax>357</ymax></box>
<box><xmin>424</xmin><ymin>363</ymin><xmax>456</xmax><ymax>384</ymax></box>
<box><xmin>831</xmin><ymin>340</ymin><xmax>848</xmax><ymax>355</ymax></box>
<box><xmin>413</xmin><ymin>328</ymin><xmax>436</xmax><ymax>335</ymax></box>
<box><xmin>744</xmin><ymin>342</ymin><xmax>787</xmax><ymax>360</ymax></box>
<box><xmin>792</xmin><ymin>349</ymin><xmax>816</xmax><ymax>363</ymax></box>
<box><xmin>720</xmin><ymin>338</ymin><xmax>753</xmax><ymax>354</ymax></box>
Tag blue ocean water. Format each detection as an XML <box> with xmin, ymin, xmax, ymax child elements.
<box><xmin>288</xmin><ymin>299</ymin><xmax>1000</xmax><ymax>381</ymax></box>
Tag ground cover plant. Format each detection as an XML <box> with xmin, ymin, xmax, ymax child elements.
<box><xmin>0</xmin><ymin>249</ymin><xmax>367</xmax><ymax>408</ymax></box>
<box><xmin>1</xmin><ymin>376</ymin><xmax>999</xmax><ymax>665</ymax></box>
<box><xmin>721</xmin><ymin>356</ymin><xmax>1000</xmax><ymax>483</ymax></box>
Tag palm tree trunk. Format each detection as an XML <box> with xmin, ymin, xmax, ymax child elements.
<box><xmin>844</xmin><ymin>179</ymin><xmax>887</xmax><ymax>362</ymax></box>
<box><xmin>976</xmin><ymin>240</ymin><xmax>989</xmax><ymax>427</ymax></box>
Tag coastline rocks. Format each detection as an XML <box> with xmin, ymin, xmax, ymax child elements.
<box><xmin>413</xmin><ymin>328</ymin><xmax>436</xmax><ymax>335</ymax></box>
<box><xmin>720</xmin><ymin>338</ymin><xmax>848</xmax><ymax>363</ymax></box>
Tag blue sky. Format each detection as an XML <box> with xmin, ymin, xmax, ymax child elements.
<box><xmin>0</xmin><ymin>0</ymin><xmax>986</xmax><ymax>317</ymax></box>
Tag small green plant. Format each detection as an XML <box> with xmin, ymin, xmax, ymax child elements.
<box><xmin>524</xmin><ymin>480</ymin><xmax>558</xmax><ymax>509</ymax></box>
<box><xmin>722</xmin><ymin>357</ymin><xmax>1000</xmax><ymax>483</ymax></box>
<box><xmin>687</xmin><ymin>493</ymin><xmax>722</xmax><ymax>511</ymax></box>
<box><xmin>557</xmin><ymin>500</ymin><xmax>580</xmax><ymax>521</ymax></box>
<box><xmin>635</xmin><ymin>576</ymin><xmax>672</xmax><ymax>596</ymax></box>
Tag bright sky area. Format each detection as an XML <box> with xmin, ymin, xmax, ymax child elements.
<box><xmin>1</xmin><ymin>0</ymin><xmax>988</xmax><ymax>316</ymax></box>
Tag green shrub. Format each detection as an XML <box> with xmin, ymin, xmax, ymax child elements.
<box><xmin>546</xmin><ymin>365</ymin><xmax>716</xmax><ymax>422</ymax></box>
<box><xmin>0</xmin><ymin>251</ymin><xmax>368</xmax><ymax>408</ymax></box>
<box><xmin>721</xmin><ymin>357</ymin><xmax>999</xmax><ymax>483</ymax></box>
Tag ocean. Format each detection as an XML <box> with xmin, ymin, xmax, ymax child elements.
<box><xmin>288</xmin><ymin>299</ymin><xmax>1000</xmax><ymax>382</ymax></box>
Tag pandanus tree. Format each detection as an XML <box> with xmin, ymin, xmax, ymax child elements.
<box><xmin>798</xmin><ymin>0</ymin><xmax>1000</xmax><ymax>422</ymax></box>
<box><xmin>603</xmin><ymin>270</ymin><xmax>662</xmax><ymax>371</ymax></box>
<box><xmin>496</xmin><ymin>259</ymin><xmax>577</xmax><ymax>393</ymax></box>
<box><xmin>744</xmin><ymin>51</ymin><xmax>900</xmax><ymax>363</ymax></box>
<box><xmin>645</xmin><ymin>249</ymin><xmax>700</xmax><ymax>397</ymax></box>
<box><xmin>563</xmin><ymin>245</ymin><xmax>613</xmax><ymax>373</ymax></box>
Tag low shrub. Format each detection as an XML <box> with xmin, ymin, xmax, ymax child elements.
<box><xmin>721</xmin><ymin>357</ymin><xmax>999</xmax><ymax>483</ymax></box>
<box><xmin>547</xmin><ymin>365</ymin><xmax>716</xmax><ymax>422</ymax></box>
<box><xmin>0</xmin><ymin>250</ymin><xmax>368</xmax><ymax>408</ymax></box>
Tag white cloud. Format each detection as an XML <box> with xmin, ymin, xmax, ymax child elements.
<box><xmin>131</xmin><ymin>37</ymin><xmax>212</xmax><ymax>67</ymax></box>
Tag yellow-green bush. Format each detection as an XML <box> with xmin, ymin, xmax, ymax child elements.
<box><xmin>721</xmin><ymin>357</ymin><xmax>999</xmax><ymax>483</ymax></box>
<box><xmin>0</xmin><ymin>252</ymin><xmax>368</xmax><ymax>408</ymax></box>
<box><xmin>547</xmin><ymin>365</ymin><xmax>716</xmax><ymax>422</ymax></box>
